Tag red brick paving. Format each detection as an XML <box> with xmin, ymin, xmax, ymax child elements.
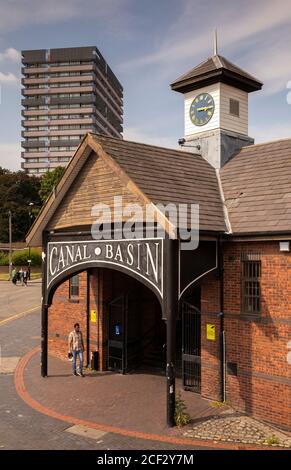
<box><xmin>14</xmin><ymin>347</ymin><xmax>268</xmax><ymax>449</ymax></box>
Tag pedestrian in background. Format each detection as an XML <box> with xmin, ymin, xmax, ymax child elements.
<box><xmin>68</xmin><ymin>323</ymin><xmax>85</xmax><ymax>377</ymax></box>
<box><xmin>23</xmin><ymin>269</ymin><xmax>28</xmax><ymax>287</ymax></box>
<box><xmin>19</xmin><ymin>268</ymin><xmax>24</xmax><ymax>286</ymax></box>
<box><xmin>11</xmin><ymin>267</ymin><xmax>17</xmax><ymax>285</ymax></box>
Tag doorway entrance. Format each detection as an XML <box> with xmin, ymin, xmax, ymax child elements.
<box><xmin>106</xmin><ymin>270</ymin><xmax>202</xmax><ymax>387</ymax></box>
<box><xmin>181</xmin><ymin>301</ymin><xmax>201</xmax><ymax>392</ymax></box>
<box><xmin>181</xmin><ymin>285</ymin><xmax>201</xmax><ymax>393</ymax></box>
<box><xmin>108</xmin><ymin>294</ymin><xmax>143</xmax><ymax>373</ymax></box>
<box><xmin>106</xmin><ymin>270</ymin><xmax>166</xmax><ymax>374</ymax></box>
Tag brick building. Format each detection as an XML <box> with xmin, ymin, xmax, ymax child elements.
<box><xmin>26</xmin><ymin>51</ymin><xmax>290</xmax><ymax>430</ymax></box>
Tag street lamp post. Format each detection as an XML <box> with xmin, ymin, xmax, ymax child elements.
<box><xmin>28</xmin><ymin>203</ymin><xmax>34</xmax><ymax>281</ymax></box>
<box><xmin>8</xmin><ymin>210</ymin><xmax>12</xmax><ymax>281</ymax></box>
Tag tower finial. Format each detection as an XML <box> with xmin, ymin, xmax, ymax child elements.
<box><xmin>214</xmin><ymin>28</ymin><xmax>218</xmax><ymax>55</ymax></box>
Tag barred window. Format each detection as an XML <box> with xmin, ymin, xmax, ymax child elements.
<box><xmin>69</xmin><ymin>274</ymin><xmax>79</xmax><ymax>298</ymax></box>
<box><xmin>241</xmin><ymin>255</ymin><xmax>261</xmax><ymax>314</ymax></box>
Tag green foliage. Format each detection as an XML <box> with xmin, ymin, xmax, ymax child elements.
<box><xmin>12</xmin><ymin>248</ymin><xmax>42</xmax><ymax>266</ymax></box>
<box><xmin>0</xmin><ymin>167</ymin><xmax>42</xmax><ymax>243</ymax></box>
<box><xmin>265</xmin><ymin>435</ymin><xmax>280</xmax><ymax>446</ymax></box>
<box><xmin>174</xmin><ymin>393</ymin><xmax>190</xmax><ymax>427</ymax></box>
<box><xmin>210</xmin><ymin>400</ymin><xmax>230</xmax><ymax>407</ymax></box>
<box><xmin>0</xmin><ymin>251</ymin><xmax>9</xmax><ymax>266</ymax></box>
<box><xmin>39</xmin><ymin>166</ymin><xmax>65</xmax><ymax>203</ymax></box>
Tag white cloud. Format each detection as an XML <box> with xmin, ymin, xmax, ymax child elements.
<box><xmin>120</xmin><ymin>0</ymin><xmax>291</xmax><ymax>96</ymax></box>
<box><xmin>123</xmin><ymin>0</ymin><xmax>291</xmax><ymax>69</ymax></box>
<box><xmin>242</xmin><ymin>32</ymin><xmax>291</xmax><ymax>95</ymax></box>
<box><xmin>0</xmin><ymin>143</ymin><xmax>21</xmax><ymax>171</ymax></box>
<box><xmin>0</xmin><ymin>48</ymin><xmax>21</xmax><ymax>63</ymax></box>
<box><xmin>0</xmin><ymin>0</ymin><xmax>131</xmax><ymax>34</ymax></box>
<box><xmin>0</xmin><ymin>72</ymin><xmax>19</xmax><ymax>85</ymax></box>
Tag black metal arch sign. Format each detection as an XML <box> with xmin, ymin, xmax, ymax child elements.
<box><xmin>47</xmin><ymin>238</ymin><xmax>164</xmax><ymax>298</ymax></box>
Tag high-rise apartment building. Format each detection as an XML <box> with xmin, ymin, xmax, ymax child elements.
<box><xmin>21</xmin><ymin>46</ymin><xmax>123</xmax><ymax>175</ymax></box>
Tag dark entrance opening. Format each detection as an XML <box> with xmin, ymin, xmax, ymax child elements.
<box><xmin>108</xmin><ymin>295</ymin><xmax>127</xmax><ymax>373</ymax></box>
<box><xmin>181</xmin><ymin>285</ymin><xmax>201</xmax><ymax>393</ymax></box>
<box><xmin>108</xmin><ymin>293</ymin><xmax>144</xmax><ymax>373</ymax></box>
<box><xmin>107</xmin><ymin>270</ymin><xmax>166</xmax><ymax>374</ymax></box>
<box><xmin>106</xmin><ymin>271</ymin><xmax>202</xmax><ymax>383</ymax></box>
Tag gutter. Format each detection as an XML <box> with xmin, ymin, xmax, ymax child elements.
<box><xmin>216</xmin><ymin>169</ymin><xmax>232</xmax><ymax>234</ymax></box>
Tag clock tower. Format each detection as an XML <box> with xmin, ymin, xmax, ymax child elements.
<box><xmin>171</xmin><ymin>52</ymin><xmax>263</xmax><ymax>168</ymax></box>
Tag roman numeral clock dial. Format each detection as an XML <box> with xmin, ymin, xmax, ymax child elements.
<box><xmin>189</xmin><ymin>93</ymin><xmax>215</xmax><ymax>126</ymax></box>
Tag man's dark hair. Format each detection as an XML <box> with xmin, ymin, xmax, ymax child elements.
<box><xmin>74</xmin><ymin>323</ymin><xmax>80</xmax><ymax>328</ymax></box>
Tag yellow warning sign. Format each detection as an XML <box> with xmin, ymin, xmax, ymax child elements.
<box><xmin>90</xmin><ymin>309</ymin><xmax>97</xmax><ymax>323</ymax></box>
<box><xmin>206</xmin><ymin>323</ymin><xmax>216</xmax><ymax>341</ymax></box>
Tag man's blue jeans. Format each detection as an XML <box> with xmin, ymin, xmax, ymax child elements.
<box><xmin>72</xmin><ymin>350</ymin><xmax>83</xmax><ymax>373</ymax></box>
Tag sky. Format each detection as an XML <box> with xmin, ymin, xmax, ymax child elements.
<box><xmin>0</xmin><ymin>0</ymin><xmax>291</xmax><ymax>171</ymax></box>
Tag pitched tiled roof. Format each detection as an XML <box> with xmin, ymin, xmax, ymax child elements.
<box><xmin>93</xmin><ymin>134</ymin><xmax>226</xmax><ymax>232</ymax></box>
<box><xmin>26</xmin><ymin>134</ymin><xmax>227</xmax><ymax>246</ymax></box>
<box><xmin>220</xmin><ymin>139</ymin><xmax>291</xmax><ymax>234</ymax></box>
<box><xmin>171</xmin><ymin>54</ymin><xmax>262</xmax><ymax>93</ymax></box>
<box><xmin>27</xmin><ymin>132</ymin><xmax>291</xmax><ymax>247</ymax></box>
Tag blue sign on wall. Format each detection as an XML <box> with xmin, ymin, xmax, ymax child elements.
<box><xmin>115</xmin><ymin>324</ymin><xmax>122</xmax><ymax>336</ymax></box>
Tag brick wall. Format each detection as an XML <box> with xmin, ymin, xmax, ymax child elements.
<box><xmin>48</xmin><ymin>239</ymin><xmax>290</xmax><ymax>429</ymax></box>
<box><xmin>200</xmin><ymin>273</ymin><xmax>221</xmax><ymax>401</ymax></box>
<box><xmin>48</xmin><ymin>271</ymin><xmax>88</xmax><ymax>362</ymax></box>
<box><xmin>201</xmin><ymin>240</ymin><xmax>291</xmax><ymax>429</ymax></box>
<box><xmin>49</xmin><ymin>269</ymin><xmax>100</xmax><ymax>367</ymax></box>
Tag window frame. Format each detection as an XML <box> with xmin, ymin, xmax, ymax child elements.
<box><xmin>241</xmin><ymin>255</ymin><xmax>261</xmax><ymax>315</ymax></box>
<box><xmin>69</xmin><ymin>274</ymin><xmax>79</xmax><ymax>299</ymax></box>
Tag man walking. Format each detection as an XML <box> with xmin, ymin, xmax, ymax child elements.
<box><xmin>11</xmin><ymin>267</ymin><xmax>17</xmax><ymax>285</ymax></box>
<box><xmin>23</xmin><ymin>269</ymin><xmax>28</xmax><ymax>287</ymax></box>
<box><xmin>19</xmin><ymin>268</ymin><xmax>24</xmax><ymax>286</ymax></box>
<box><xmin>68</xmin><ymin>323</ymin><xmax>85</xmax><ymax>377</ymax></box>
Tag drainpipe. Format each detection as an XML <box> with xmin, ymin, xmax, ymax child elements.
<box><xmin>86</xmin><ymin>270</ymin><xmax>90</xmax><ymax>367</ymax></box>
<box><xmin>41</xmin><ymin>231</ymin><xmax>49</xmax><ymax>377</ymax></box>
<box><xmin>218</xmin><ymin>235</ymin><xmax>226</xmax><ymax>402</ymax></box>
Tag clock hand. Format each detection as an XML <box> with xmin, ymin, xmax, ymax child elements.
<box><xmin>197</xmin><ymin>105</ymin><xmax>213</xmax><ymax>111</ymax></box>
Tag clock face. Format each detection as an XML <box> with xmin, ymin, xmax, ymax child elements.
<box><xmin>189</xmin><ymin>93</ymin><xmax>215</xmax><ymax>126</ymax></box>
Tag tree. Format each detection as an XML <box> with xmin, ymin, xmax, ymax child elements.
<box><xmin>39</xmin><ymin>166</ymin><xmax>65</xmax><ymax>203</ymax></box>
<box><xmin>0</xmin><ymin>167</ymin><xmax>42</xmax><ymax>243</ymax></box>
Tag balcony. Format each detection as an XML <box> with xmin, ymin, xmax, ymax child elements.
<box><xmin>21</xmin><ymin>97</ymin><xmax>46</xmax><ymax>107</ymax></box>
<box><xmin>23</xmin><ymin>129</ymin><xmax>92</xmax><ymax>138</ymax></box>
<box><xmin>49</xmin><ymin>95</ymin><xmax>95</xmax><ymax>106</ymax></box>
<box><xmin>22</xmin><ymin>140</ymin><xmax>48</xmax><ymax>149</ymax></box>
<box><xmin>22</xmin><ymin>64</ymin><xmax>94</xmax><ymax>75</ymax></box>
<box><xmin>21</xmin><ymin>150</ymin><xmax>73</xmax><ymax>159</ymax></box>
<box><xmin>22</xmin><ymin>119</ymin><xmax>49</xmax><ymax>127</ymax></box>
<box><xmin>21</xmin><ymin>107</ymin><xmax>94</xmax><ymax>117</ymax></box>
<box><xmin>22</xmin><ymin>117</ymin><xmax>93</xmax><ymax>127</ymax></box>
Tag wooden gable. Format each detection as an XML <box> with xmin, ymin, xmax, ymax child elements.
<box><xmin>27</xmin><ymin>133</ymin><xmax>225</xmax><ymax>247</ymax></box>
<box><xmin>47</xmin><ymin>151</ymin><xmax>146</xmax><ymax>230</ymax></box>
